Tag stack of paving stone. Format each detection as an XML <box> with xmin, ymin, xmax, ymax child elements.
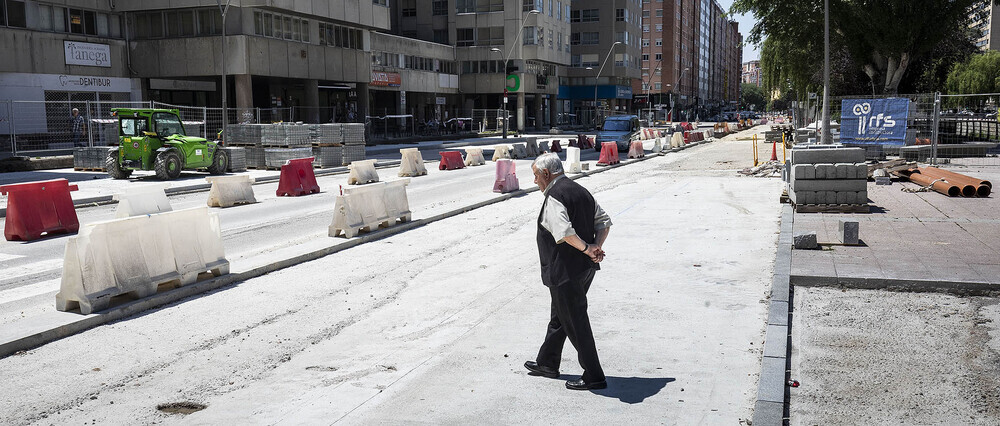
<box><xmin>789</xmin><ymin>147</ymin><xmax>868</xmax><ymax>210</ymax></box>
<box><xmin>313</xmin><ymin>124</ymin><xmax>344</xmax><ymax>145</ymax></box>
<box><xmin>73</xmin><ymin>147</ymin><xmax>110</xmax><ymax>170</ymax></box>
<box><xmin>222</xmin><ymin>147</ymin><xmax>247</xmax><ymax>172</ymax></box>
<box><xmin>244</xmin><ymin>146</ymin><xmax>266</xmax><ymax>169</ymax></box>
<box><xmin>341</xmin><ymin>123</ymin><xmax>366</xmax><ymax>164</ymax></box>
<box><xmin>262</xmin><ymin>123</ymin><xmax>311</xmax><ymax>148</ymax></box>
<box><xmin>312</xmin><ymin>146</ymin><xmax>342</xmax><ymax>168</ymax></box>
<box><xmin>763</xmin><ymin>130</ymin><xmax>784</xmax><ymax>142</ymax></box>
<box><xmin>226</xmin><ymin>124</ymin><xmax>264</xmax><ymax>146</ymax></box>
<box><xmin>264</xmin><ymin>147</ymin><xmax>313</xmax><ymax>168</ymax></box>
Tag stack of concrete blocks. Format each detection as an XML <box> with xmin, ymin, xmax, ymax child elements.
<box><xmin>73</xmin><ymin>147</ymin><xmax>111</xmax><ymax>170</ymax></box>
<box><xmin>312</xmin><ymin>146</ymin><xmax>342</xmax><ymax>168</ymax></box>
<box><xmin>222</xmin><ymin>147</ymin><xmax>247</xmax><ymax>172</ymax></box>
<box><xmin>789</xmin><ymin>147</ymin><xmax>868</xmax><ymax>206</ymax></box>
<box><xmin>244</xmin><ymin>146</ymin><xmax>266</xmax><ymax>169</ymax></box>
<box><xmin>264</xmin><ymin>147</ymin><xmax>313</xmax><ymax>168</ymax></box>
<box><xmin>342</xmin><ymin>123</ymin><xmax>366</xmax><ymax>165</ymax></box>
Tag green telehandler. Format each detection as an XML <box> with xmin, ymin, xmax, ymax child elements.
<box><xmin>106</xmin><ymin>108</ymin><xmax>228</xmax><ymax>180</ymax></box>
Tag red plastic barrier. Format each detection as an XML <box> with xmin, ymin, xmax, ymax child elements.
<box><xmin>276</xmin><ymin>157</ymin><xmax>320</xmax><ymax>196</ymax></box>
<box><xmin>680</xmin><ymin>122</ymin><xmax>689</xmax><ymax>131</ymax></box>
<box><xmin>627</xmin><ymin>141</ymin><xmax>645</xmax><ymax>159</ymax></box>
<box><xmin>683</xmin><ymin>131</ymin><xmax>692</xmax><ymax>144</ymax></box>
<box><xmin>568</xmin><ymin>137</ymin><xmax>579</xmax><ymax>148</ymax></box>
<box><xmin>439</xmin><ymin>151</ymin><xmax>466</xmax><ymax>170</ymax></box>
<box><xmin>578</xmin><ymin>134</ymin><xmax>593</xmax><ymax>150</ymax></box>
<box><xmin>596</xmin><ymin>142</ymin><xmax>620</xmax><ymax>166</ymax></box>
<box><xmin>684</xmin><ymin>122</ymin><xmax>694</xmax><ymax>131</ymax></box>
<box><xmin>550</xmin><ymin>140</ymin><xmax>563</xmax><ymax>153</ymax></box>
<box><xmin>1</xmin><ymin>179</ymin><xmax>80</xmax><ymax>241</ymax></box>
<box><xmin>492</xmin><ymin>159</ymin><xmax>520</xmax><ymax>193</ymax></box>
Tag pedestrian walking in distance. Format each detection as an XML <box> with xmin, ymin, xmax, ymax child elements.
<box><xmin>70</xmin><ymin>108</ymin><xmax>86</xmax><ymax>147</ymax></box>
<box><xmin>525</xmin><ymin>153</ymin><xmax>612</xmax><ymax>390</ymax></box>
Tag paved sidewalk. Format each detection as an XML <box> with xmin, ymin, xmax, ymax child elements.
<box><xmin>791</xmin><ymin>166</ymin><xmax>1000</xmax><ymax>291</ymax></box>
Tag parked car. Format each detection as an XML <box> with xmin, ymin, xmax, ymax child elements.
<box><xmin>595</xmin><ymin>115</ymin><xmax>641</xmax><ymax>152</ymax></box>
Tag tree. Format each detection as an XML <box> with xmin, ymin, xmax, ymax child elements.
<box><xmin>733</xmin><ymin>0</ymin><xmax>993</xmax><ymax>95</ymax></box>
<box><xmin>741</xmin><ymin>83</ymin><xmax>766</xmax><ymax>111</ymax></box>
<box><xmin>944</xmin><ymin>50</ymin><xmax>1000</xmax><ymax>111</ymax></box>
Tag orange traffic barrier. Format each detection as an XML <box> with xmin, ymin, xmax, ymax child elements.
<box><xmin>276</xmin><ymin>157</ymin><xmax>320</xmax><ymax>196</ymax></box>
<box><xmin>596</xmin><ymin>142</ymin><xmax>620</xmax><ymax>166</ymax></box>
<box><xmin>1</xmin><ymin>179</ymin><xmax>80</xmax><ymax>241</ymax></box>
<box><xmin>492</xmin><ymin>159</ymin><xmax>520</xmax><ymax>193</ymax></box>
<box><xmin>439</xmin><ymin>151</ymin><xmax>466</xmax><ymax>170</ymax></box>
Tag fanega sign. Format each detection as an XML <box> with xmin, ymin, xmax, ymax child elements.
<box><xmin>64</xmin><ymin>41</ymin><xmax>112</xmax><ymax>68</ymax></box>
<box><xmin>840</xmin><ymin>98</ymin><xmax>909</xmax><ymax>145</ymax></box>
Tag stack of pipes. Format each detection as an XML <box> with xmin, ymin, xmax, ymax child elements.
<box><xmin>904</xmin><ymin>167</ymin><xmax>991</xmax><ymax>197</ymax></box>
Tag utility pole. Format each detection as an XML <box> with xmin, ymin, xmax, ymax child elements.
<box><xmin>820</xmin><ymin>0</ymin><xmax>831</xmax><ymax>144</ymax></box>
<box><xmin>217</xmin><ymin>0</ymin><xmax>232</xmax><ymax>138</ymax></box>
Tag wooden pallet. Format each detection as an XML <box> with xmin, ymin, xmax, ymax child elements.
<box><xmin>74</xmin><ymin>167</ymin><xmax>106</xmax><ymax>172</ymax></box>
<box><xmin>259</xmin><ymin>144</ymin><xmax>312</xmax><ymax>149</ymax></box>
<box><xmin>312</xmin><ymin>143</ymin><xmax>344</xmax><ymax>147</ymax></box>
<box><xmin>794</xmin><ymin>204</ymin><xmax>870</xmax><ymax>213</ymax></box>
<box><xmin>246</xmin><ymin>165</ymin><xmax>280</xmax><ymax>171</ymax></box>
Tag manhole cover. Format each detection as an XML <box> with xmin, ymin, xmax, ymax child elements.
<box><xmin>156</xmin><ymin>402</ymin><xmax>206</xmax><ymax>415</ymax></box>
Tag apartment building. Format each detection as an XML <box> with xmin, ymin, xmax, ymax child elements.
<box><xmin>638</xmin><ymin>0</ymin><xmax>740</xmax><ymax>120</ymax></box>
<box><xmin>971</xmin><ymin>0</ymin><xmax>999</xmax><ymax>51</ymax></box>
<box><xmin>391</xmin><ymin>0</ymin><xmax>571</xmax><ymax>130</ymax></box>
<box><xmin>742</xmin><ymin>60</ymin><xmax>760</xmax><ymax>86</ymax></box>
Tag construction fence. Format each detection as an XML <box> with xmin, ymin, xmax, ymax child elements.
<box><xmin>785</xmin><ymin>92</ymin><xmax>1000</xmax><ymax>166</ymax></box>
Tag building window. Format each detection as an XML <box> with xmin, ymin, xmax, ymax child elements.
<box><xmin>655</xmin><ymin>23</ymin><xmax>662</xmax><ymax>31</ymax></box>
<box><xmin>3</xmin><ymin>0</ymin><xmax>25</xmax><ymax>28</ymax></box>
<box><xmin>580</xmin><ymin>32</ymin><xmax>599</xmax><ymax>45</ymax></box>
<box><xmin>643</xmin><ymin>25</ymin><xmax>649</xmax><ymax>32</ymax></box>
<box><xmin>401</xmin><ymin>0</ymin><xmax>416</xmax><ymax>17</ymax></box>
<box><xmin>433</xmin><ymin>29</ymin><xmax>448</xmax><ymax>43</ymax></box>
<box><xmin>456</xmin><ymin>27</ymin><xmax>474</xmax><ymax>46</ymax></box>
<box><xmin>318</xmin><ymin>22</ymin><xmax>363</xmax><ymax>49</ymax></box>
<box><xmin>656</xmin><ymin>9</ymin><xmax>663</xmax><ymax>17</ymax></box>
<box><xmin>373</xmin><ymin>0</ymin><xmax>388</xmax><ymax>6</ymax></box>
<box><xmin>642</xmin><ymin>54</ymin><xmax>649</xmax><ymax>61</ymax></box>
<box><xmin>655</xmin><ymin>38</ymin><xmax>662</xmax><ymax>46</ymax></box>
<box><xmin>655</xmin><ymin>82</ymin><xmax>661</xmax><ymax>90</ymax></box>
<box><xmin>523</xmin><ymin>26</ymin><xmax>537</xmax><ymax>45</ymax></box>
<box><xmin>642</xmin><ymin>10</ymin><xmax>650</xmax><ymax>18</ymax></box>
<box><xmin>655</xmin><ymin>53</ymin><xmax>662</xmax><ymax>60</ymax></box>
<box><xmin>478</xmin><ymin>26</ymin><xmax>504</xmax><ymax>45</ymax></box>
<box><xmin>615</xmin><ymin>8</ymin><xmax>625</xmax><ymax>22</ymax></box>
<box><xmin>253</xmin><ymin>11</ymin><xmax>310</xmax><ymax>42</ymax></box>
<box><xmin>523</xmin><ymin>0</ymin><xmax>543</xmax><ymax>12</ymax></box>
<box><xmin>642</xmin><ymin>38</ymin><xmax>649</xmax><ymax>47</ymax></box>
<box><xmin>432</xmin><ymin>0</ymin><xmax>448</xmax><ymax>15</ymax></box>
<box><xmin>557</xmin><ymin>1</ymin><xmax>562</xmax><ymax>20</ymax></box>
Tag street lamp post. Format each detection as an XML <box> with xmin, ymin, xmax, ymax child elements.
<box><xmin>494</xmin><ymin>9</ymin><xmax>539</xmax><ymax>139</ymax></box>
<box><xmin>217</xmin><ymin>0</ymin><xmax>232</xmax><ymax>139</ymax></box>
<box><xmin>669</xmin><ymin>67</ymin><xmax>690</xmax><ymax>125</ymax></box>
<box><xmin>820</xmin><ymin>0</ymin><xmax>831</xmax><ymax>144</ymax></box>
<box><xmin>593</xmin><ymin>41</ymin><xmax>623</xmax><ymax>128</ymax></box>
<box><xmin>644</xmin><ymin>59</ymin><xmax>662</xmax><ymax>126</ymax></box>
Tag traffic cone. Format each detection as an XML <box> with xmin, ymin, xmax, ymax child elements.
<box><xmin>770</xmin><ymin>141</ymin><xmax>778</xmax><ymax>162</ymax></box>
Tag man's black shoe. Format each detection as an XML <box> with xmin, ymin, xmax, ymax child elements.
<box><xmin>565</xmin><ymin>378</ymin><xmax>608</xmax><ymax>390</ymax></box>
<box><xmin>524</xmin><ymin>361</ymin><xmax>560</xmax><ymax>378</ymax></box>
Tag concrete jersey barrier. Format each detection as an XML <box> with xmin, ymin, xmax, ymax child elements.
<box><xmin>56</xmin><ymin>206</ymin><xmax>229</xmax><ymax>315</ymax></box>
<box><xmin>112</xmin><ymin>183</ymin><xmax>172</xmax><ymax>218</ymax></box>
<box><xmin>511</xmin><ymin>143</ymin><xmax>529</xmax><ymax>159</ymax></box>
<box><xmin>206</xmin><ymin>175</ymin><xmax>257</xmax><ymax>208</ymax></box>
<box><xmin>492</xmin><ymin>145</ymin><xmax>512</xmax><ymax>161</ymax></box>
<box><xmin>348</xmin><ymin>159</ymin><xmax>380</xmax><ymax>185</ymax></box>
<box><xmin>398</xmin><ymin>148</ymin><xmax>428</xmax><ymax>177</ymax></box>
<box><xmin>465</xmin><ymin>148</ymin><xmax>486</xmax><ymax>166</ymax></box>
<box><xmin>329</xmin><ymin>180</ymin><xmax>412</xmax><ymax>239</ymax></box>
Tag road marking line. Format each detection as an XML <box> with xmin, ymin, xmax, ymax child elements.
<box><xmin>0</xmin><ymin>253</ymin><xmax>26</xmax><ymax>262</ymax></box>
<box><xmin>0</xmin><ymin>258</ymin><xmax>64</xmax><ymax>282</ymax></box>
<box><xmin>0</xmin><ymin>278</ymin><xmax>60</xmax><ymax>305</ymax></box>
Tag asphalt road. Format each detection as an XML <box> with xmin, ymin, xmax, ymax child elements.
<box><xmin>0</xmin><ymin>143</ymin><xmax>606</xmax><ymax>327</ymax></box>
<box><xmin>0</xmin><ymin>135</ymin><xmax>783</xmax><ymax>424</ymax></box>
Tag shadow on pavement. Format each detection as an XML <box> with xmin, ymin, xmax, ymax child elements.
<box><xmin>580</xmin><ymin>376</ymin><xmax>676</xmax><ymax>403</ymax></box>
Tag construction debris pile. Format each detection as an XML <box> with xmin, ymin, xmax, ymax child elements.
<box><xmin>739</xmin><ymin>161</ymin><xmax>783</xmax><ymax>177</ymax></box>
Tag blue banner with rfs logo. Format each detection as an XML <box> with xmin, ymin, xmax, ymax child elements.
<box><xmin>840</xmin><ymin>98</ymin><xmax>909</xmax><ymax>145</ymax></box>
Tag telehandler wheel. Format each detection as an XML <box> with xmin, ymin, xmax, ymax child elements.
<box><xmin>155</xmin><ymin>150</ymin><xmax>182</xmax><ymax>180</ymax></box>
<box><xmin>106</xmin><ymin>148</ymin><xmax>132</xmax><ymax>179</ymax></box>
<box><xmin>207</xmin><ymin>149</ymin><xmax>229</xmax><ymax>175</ymax></box>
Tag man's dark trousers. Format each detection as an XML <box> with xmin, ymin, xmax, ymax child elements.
<box><xmin>535</xmin><ymin>268</ymin><xmax>605</xmax><ymax>383</ymax></box>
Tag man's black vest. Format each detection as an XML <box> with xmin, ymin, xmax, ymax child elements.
<box><xmin>537</xmin><ymin>177</ymin><xmax>600</xmax><ymax>287</ymax></box>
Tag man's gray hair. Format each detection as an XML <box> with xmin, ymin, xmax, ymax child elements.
<box><xmin>71</xmin><ymin>108</ymin><xmax>79</xmax><ymax>113</ymax></box>
<box><xmin>533</xmin><ymin>152</ymin><xmax>564</xmax><ymax>175</ymax></box>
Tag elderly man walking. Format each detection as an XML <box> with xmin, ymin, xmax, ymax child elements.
<box><xmin>524</xmin><ymin>153</ymin><xmax>612</xmax><ymax>390</ymax></box>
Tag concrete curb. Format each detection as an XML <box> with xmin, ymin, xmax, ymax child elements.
<box><xmin>790</xmin><ymin>275</ymin><xmax>1000</xmax><ymax>296</ymax></box>
<box><xmin>753</xmin><ymin>203</ymin><xmax>793</xmax><ymax>425</ymax></box>
<box><xmin>0</xmin><ymin>138</ymin><xmax>706</xmax><ymax>358</ymax></box>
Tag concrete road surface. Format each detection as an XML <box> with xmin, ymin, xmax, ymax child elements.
<box><xmin>0</xmin><ymin>135</ymin><xmax>783</xmax><ymax>424</ymax></box>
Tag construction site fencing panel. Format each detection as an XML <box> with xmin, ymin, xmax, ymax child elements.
<box><xmin>471</xmin><ymin>109</ymin><xmax>511</xmax><ymax>135</ymax></box>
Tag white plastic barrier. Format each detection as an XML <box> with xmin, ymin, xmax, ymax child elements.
<box><xmin>348</xmin><ymin>159</ymin><xmax>380</xmax><ymax>185</ymax></box>
<box><xmin>671</xmin><ymin>132</ymin><xmax>685</xmax><ymax>148</ymax></box>
<box><xmin>652</xmin><ymin>137</ymin><xmax>663</xmax><ymax>152</ymax></box>
<box><xmin>566</xmin><ymin>147</ymin><xmax>582</xmax><ymax>173</ymax></box>
<box><xmin>56</xmin><ymin>206</ymin><xmax>229</xmax><ymax>314</ymax></box>
<box><xmin>525</xmin><ymin>137</ymin><xmax>540</xmax><ymax>157</ymax></box>
<box><xmin>329</xmin><ymin>179</ymin><xmax>412</xmax><ymax>238</ymax></box>
<box><xmin>398</xmin><ymin>148</ymin><xmax>428</xmax><ymax>177</ymax></box>
<box><xmin>206</xmin><ymin>175</ymin><xmax>256</xmax><ymax>208</ymax></box>
<box><xmin>492</xmin><ymin>145</ymin><xmax>512</xmax><ymax>161</ymax></box>
<box><xmin>511</xmin><ymin>143</ymin><xmax>529</xmax><ymax>159</ymax></box>
<box><xmin>113</xmin><ymin>183</ymin><xmax>172</xmax><ymax>218</ymax></box>
<box><xmin>465</xmin><ymin>148</ymin><xmax>486</xmax><ymax>166</ymax></box>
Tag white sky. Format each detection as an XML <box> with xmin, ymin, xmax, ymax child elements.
<box><xmin>716</xmin><ymin>0</ymin><xmax>760</xmax><ymax>62</ymax></box>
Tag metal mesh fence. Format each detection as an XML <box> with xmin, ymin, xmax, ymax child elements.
<box><xmin>789</xmin><ymin>92</ymin><xmax>1000</xmax><ymax>166</ymax></box>
<box><xmin>471</xmin><ymin>109</ymin><xmax>511</xmax><ymax>135</ymax></box>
